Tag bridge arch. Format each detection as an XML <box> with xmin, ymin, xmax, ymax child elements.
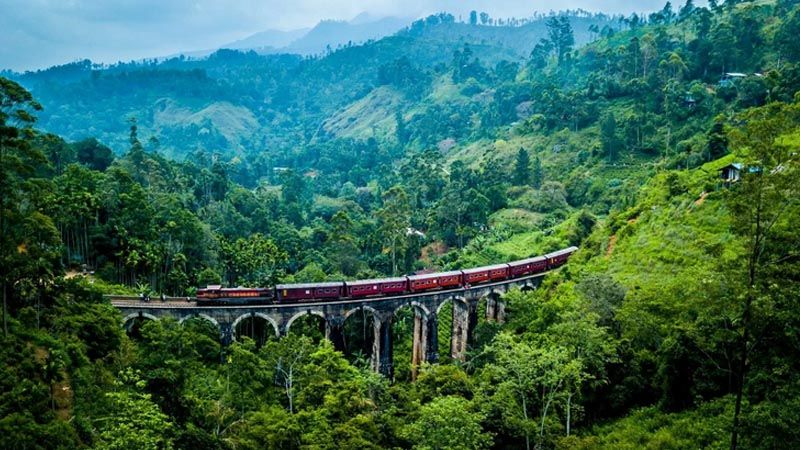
<box><xmin>122</xmin><ymin>312</ymin><xmax>159</xmax><ymax>328</ymax></box>
<box><xmin>344</xmin><ymin>305</ymin><xmax>379</xmax><ymax>321</ymax></box>
<box><xmin>232</xmin><ymin>312</ymin><xmax>280</xmax><ymax>339</ymax></box>
<box><xmin>178</xmin><ymin>313</ymin><xmax>220</xmax><ymax>328</ymax></box>
<box><xmin>436</xmin><ymin>296</ymin><xmax>467</xmax><ymax>316</ymax></box>
<box><xmin>393</xmin><ymin>301</ymin><xmax>431</xmax><ymax>318</ymax></box>
<box><xmin>285</xmin><ymin>310</ymin><xmax>326</xmax><ymax>335</ymax></box>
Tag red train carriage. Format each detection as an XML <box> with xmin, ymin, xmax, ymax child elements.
<box><xmin>436</xmin><ymin>270</ymin><xmax>464</xmax><ymax>289</ymax></box>
<box><xmin>407</xmin><ymin>271</ymin><xmax>464</xmax><ymax>293</ymax></box>
<box><xmin>545</xmin><ymin>246</ymin><xmax>579</xmax><ymax>268</ymax></box>
<box><xmin>347</xmin><ymin>277</ymin><xmax>408</xmax><ymax>298</ymax></box>
<box><xmin>462</xmin><ymin>263</ymin><xmax>510</xmax><ymax>285</ymax></box>
<box><xmin>194</xmin><ymin>247</ymin><xmax>579</xmax><ymax>307</ymax></box>
<box><xmin>508</xmin><ymin>256</ymin><xmax>548</xmax><ymax>277</ymax></box>
<box><xmin>275</xmin><ymin>282</ymin><xmax>345</xmax><ymax>302</ymax></box>
<box><xmin>196</xmin><ymin>286</ymin><xmax>274</xmax><ymax>305</ymax></box>
<box><xmin>196</xmin><ymin>285</ymin><xmax>224</xmax><ymax>300</ymax></box>
<box><xmin>407</xmin><ymin>273</ymin><xmax>441</xmax><ymax>292</ymax></box>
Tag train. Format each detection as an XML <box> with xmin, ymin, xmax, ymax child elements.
<box><xmin>195</xmin><ymin>246</ymin><xmax>578</xmax><ymax>306</ymax></box>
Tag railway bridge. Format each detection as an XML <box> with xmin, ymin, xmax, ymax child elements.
<box><xmin>112</xmin><ymin>273</ymin><xmax>546</xmax><ymax>378</ymax></box>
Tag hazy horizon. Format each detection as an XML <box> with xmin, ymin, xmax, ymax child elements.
<box><xmin>0</xmin><ymin>0</ymin><xmax>680</xmax><ymax>72</ymax></box>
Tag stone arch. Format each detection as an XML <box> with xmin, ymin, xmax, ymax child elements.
<box><xmin>436</xmin><ymin>296</ymin><xmax>466</xmax><ymax>316</ymax></box>
<box><xmin>285</xmin><ymin>310</ymin><xmax>326</xmax><ymax>335</ymax></box>
<box><xmin>232</xmin><ymin>312</ymin><xmax>280</xmax><ymax>339</ymax></box>
<box><xmin>122</xmin><ymin>312</ymin><xmax>158</xmax><ymax>329</ymax></box>
<box><xmin>344</xmin><ymin>305</ymin><xmax>379</xmax><ymax>321</ymax></box>
<box><xmin>341</xmin><ymin>305</ymin><xmax>380</xmax><ymax>362</ymax></box>
<box><xmin>393</xmin><ymin>301</ymin><xmax>430</xmax><ymax>319</ymax></box>
<box><xmin>178</xmin><ymin>313</ymin><xmax>220</xmax><ymax>328</ymax></box>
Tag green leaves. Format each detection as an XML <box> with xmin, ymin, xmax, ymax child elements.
<box><xmin>401</xmin><ymin>396</ymin><xmax>492</xmax><ymax>450</ymax></box>
<box><xmin>220</xmin><ymin>233</ymin><xmax>287</xmax><ymax>287</ymax></box>
<box><xmin>93</xmin><ymin>387</ymin><xmax>174</xmax><ymax>450</ymax></box>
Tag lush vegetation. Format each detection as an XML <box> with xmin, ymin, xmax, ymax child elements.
<box><xmin>2</xmin><ymin>1</ymin><xmax>800</xmax><ymax>448</ymax></box>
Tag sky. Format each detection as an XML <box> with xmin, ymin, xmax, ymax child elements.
<box><xmin>0</xmin><ymin>0</ymin><xmax>676</xmax><ymax>72</ymax></box>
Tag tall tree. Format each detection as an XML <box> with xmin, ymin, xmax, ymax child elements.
<box><xmin>600</xmin><ymin>112</ymin><xmax>621</xmax><ymax>161</ymax></box>
<box><xmin>513</xmin><ymin>147</ymin><xmax>531</xmax><ymax>186</ymax></box>
<box><xmin>401</xmin><ymin>396</ymin><xmax>491</xmax><ymax>450</ymax></box>
<box><xmin>725</xmin><ymin>102</ymin><xmax>800</xmax><ymax>450</ymax></box>
<box><xmin>545</xmin><ymin>16</ymin><xmax>575</xmax><ymax>66</ymax></box>
<box><xmin>531</xmin><ymin>155</ymin><xmax>543</xmax><ymax>190</ymax></box>
<box><xmin>0</xmin><ymin>78</ymin><xmax>45</xmax><ymax>335</ymax></box>
<box><xmin>377</xmin><ymin>186</ymin><xmax>411</xmax><ymax>275</ymax></box>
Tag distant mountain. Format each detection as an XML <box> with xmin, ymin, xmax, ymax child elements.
<box><xmin>221</xmin><ymin>28</ymin><xmax>310</xmax><ymax>52</ymax></box>
<box><xmin>284</xmin><ymin>16</ymin><xmax>412</xmax><ymax>55</ymax></box>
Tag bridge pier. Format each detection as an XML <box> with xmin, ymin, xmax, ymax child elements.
<box><xmin>485</xmin><ymin>293</ymin><xmax>506</xmax><ymax>323</ymax></box>
<box><xmin>325</xmin><ymin>315</ymin><xmax>346</xmax><ymax>353</ymax></box>
<box><xmin>371</xmin><ymin>313</ymin><xmax>394</xmax><ymax>379</ymax></box>
<box><xmin>220</xmin><ymin>322</ymin><xmax>234</xmax><ymax>346</ymax></box>
<box><xmin>425</xmin><ymin>313</ymin><xmax>438</xmax><ymax>364</ymax></box>
<box><xmin>451</xmin><ymin>299</ymin><xmax>476</xmax><ymax>361</ymax></box>
<box><xmin>412</xmin><ymin>309</ymin><xmax>436</xmax><ymax>380</ymax></box>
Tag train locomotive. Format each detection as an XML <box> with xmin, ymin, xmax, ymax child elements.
<box><xmin>196</xmin><ymin>246</ymin><xmax>578</xmax><ymax>306</ymax></box>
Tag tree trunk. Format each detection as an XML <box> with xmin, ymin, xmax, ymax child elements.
<box><xmin>731</xmin><ymin>273</ymin><xmax>756</xmax><ymax>449</ymax></box>
<box><xmin>732</xmin><ymin>197</ymin><xmax>763</xmax><ymax>450</ymax></box>
<box><xmin>521</xmin><ymin>392</ymin><xmax>530</xmax><ymax>450</ymax></box>
<box><xmin>2</xmin><ymin>282</ymin><xmax>6</xmax><ymax>337</ymax></box>
<box><xmin>566</xmin><ymin>392</ymin><xmax>572</xmax><ymax>436</ymax></box>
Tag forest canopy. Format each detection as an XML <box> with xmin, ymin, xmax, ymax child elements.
<box><xmin>1</xmin><ymin>1</ymin><xmax>800</xmax><ymax>449</ymax></box>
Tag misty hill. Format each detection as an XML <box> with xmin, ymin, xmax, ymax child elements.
<box><xmin>221</xmin><ymin>27</ymin><xmax>310</xmax><ymax>52</ymax></box>
<box><xmin>220</xmin><ymin>14</ymin><xmax>412</xmax><ymax>55</ymax></box>
<box><xmin>283</xmin><ymin>16</ymin><xmax>413</xmax><ymax>54</ymax></box>
<box><xmin>10</xmin><ymin>12</ymin><xmax>617</xmax><ymax>160</ymax></box>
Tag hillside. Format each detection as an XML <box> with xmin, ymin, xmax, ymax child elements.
<box><xmin>1</xmin><ymin>2</ymin><xmax>800</xmax><ymax>449</ymax></box>
<box><xmin>9</xmin><ymin>12</ymin><xmax>617</xmax><ymax>163</ymax></box>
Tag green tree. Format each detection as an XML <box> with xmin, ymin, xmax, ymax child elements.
<box><xmin>94</xmin><ymin>370</ymin><xmax>174</xmax><ymax>450</ymax></box>
<box><xmin>328</xmin><ymin>210</ymin><xmax>362</xmax><ymax>276</ymax></box>
<box><xmin>725</xmin><ymin>102</ymin><xmax>800</xmax><ymax>450</ymax></box>
<box><xmin>220</xmin><ymin>233</ymin><xmax>287</xmax><ymax>286</ymax></box>
<box><xmin>401</xmin><ymin>396</ymin><xmax>491</xmax><ymax>450</ymax></box>
<box><xmin>531</xmin><ymin>155</ymin><xmax>543</xmax><ymax>190</ymax></box>
<box><xmin>600</xmin><ymin>112</ymin><xmax>621</xmax><ymax>161</ymax></box>
<box><xmin>0</xmin><ymin>77</ymin><xmax>50</xmax><ymax>335</ymax></box>
<box><xmin>707</xmin><ymin>117</ymin><xmax>729</xmax><ymax>161</ymax></box>
<box><xmin>545</xmin><ymin>16</ymin><xmax>575</xmax><ymax>66</ymax></box>
<box><xmin>513</xmin><ymin>147</ymin><xmax>531</xmax><ymax>186</ymax></box>
<box><xmin>377</xmin><ymin>186</ymin><xmax>411</xmax><ymax>275</ymax></box>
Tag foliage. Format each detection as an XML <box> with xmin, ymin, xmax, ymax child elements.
<box><xmin>400</xmin><ymin>396</ymin><xmax>492</xmax><ymax>450</ymax></box>
<box><xmin>1</xmin><ymin>3</ymin><xmax>800</xmax><ymax>449</ymax></box>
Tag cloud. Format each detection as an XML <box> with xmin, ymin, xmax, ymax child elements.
<box><xmin>0</xmin><ymin>0</ymin><xmax>677</xmax><ymax>71</ymax></box>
